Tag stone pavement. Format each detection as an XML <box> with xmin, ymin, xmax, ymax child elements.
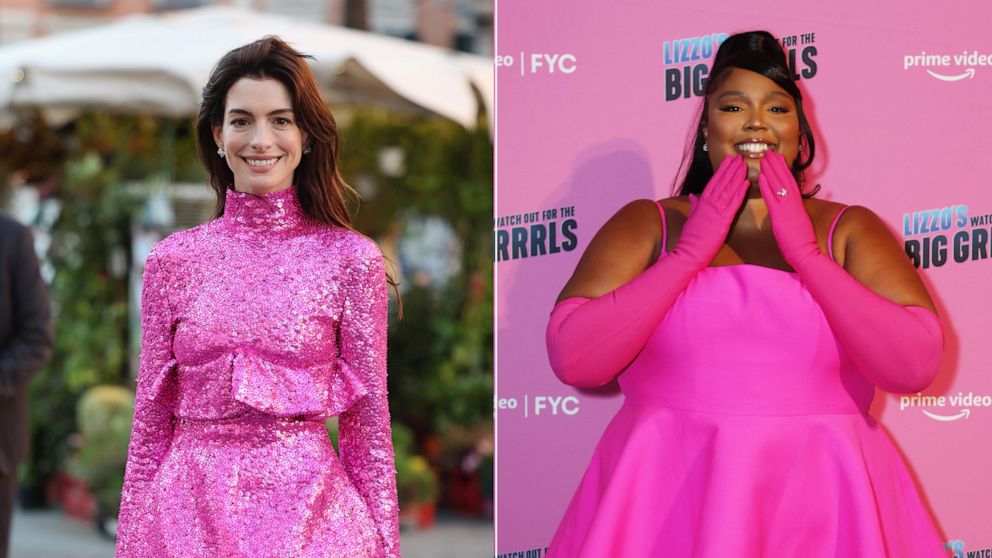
<box><xmin>10</xmin><ymin>507</ymin><xmax>492</xmax><ymax>558</ymax></box>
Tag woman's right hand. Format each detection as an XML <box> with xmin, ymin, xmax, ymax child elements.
<box><xmin>547</xmin><ymin>154</ymin><xmax>749</xmax><ymax>387</ymax></box>
<box><xmin>671</xmin><ymin>154</ymin><xmax>749</xmax><ymax>266</ymax></box>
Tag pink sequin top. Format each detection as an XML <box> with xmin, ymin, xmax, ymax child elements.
<box><xmin>116</xmin><ymin>185</ymin><xmax>399</xmax><ymax>557</ymax></box>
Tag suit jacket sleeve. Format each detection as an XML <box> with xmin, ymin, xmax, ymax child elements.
<box><xmin>337</xmin><ymin>247</ymin><xmax>400</xmax><ymax>557</ymax></box>
<box><xmin>0</xmin><ymin>224</ymin><xmax>53</xmax><ymax>397</ymax></box>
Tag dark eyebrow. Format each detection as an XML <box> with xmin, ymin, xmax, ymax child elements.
<box><xmin>766</xmin><ymin>91</ymin><xmax>793</xmax><ymax>101</ymax></box>
<box><xmin>715</xmin><ymin>90</ymin><xmax>794</xmax><ymax>102</ymax></box>
<box><xmin>227</xmin><ymin>108</ymin><xmax>294</xmax><ymax>117</ymax></box>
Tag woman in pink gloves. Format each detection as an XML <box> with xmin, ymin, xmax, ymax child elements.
<box><xmin>545</xmin><ymin>30</ymin><xmax>946</xmax><ymax>557</ymax></box>
<box><xmin>116</xmin><ymin>37</ymin><xmax>399</xmax><ymax>557</ymax></box>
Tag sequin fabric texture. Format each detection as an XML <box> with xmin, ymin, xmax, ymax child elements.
<box><xmin>115</xmin><ymin>185</ymin><xmax>399</xmax><ymax>558</ymax></box>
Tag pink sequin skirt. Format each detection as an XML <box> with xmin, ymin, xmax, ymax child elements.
<box><xmin>146</xmin><ymin>412</ymin><xmax>381</xmax><ymax>557</ymax></box>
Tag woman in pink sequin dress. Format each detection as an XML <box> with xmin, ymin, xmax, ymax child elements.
<box><xmin>115</xmin><ymin>37</ymin><xmax>399</xmax><ymax>557</ymax></box>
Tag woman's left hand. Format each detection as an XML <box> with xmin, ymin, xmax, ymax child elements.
<box><xmin>757</xmin><ymin>151</ymin><xmax>820</xmax><ymax>269</ymax></box>
<box><xmin>756</xmin><ymin>153</ymin><xmax>942</xmax><ymax>394</ymax></box>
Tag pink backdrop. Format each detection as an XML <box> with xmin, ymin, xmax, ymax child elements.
<box><xmin>495</xmin><ymin>2</ymin><xmax>992</xmax><ymax>557</ymax></box>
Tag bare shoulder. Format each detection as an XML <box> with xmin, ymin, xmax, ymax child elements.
<box><xmin>591</xmin><ymin>198</ymin><xmax>666</xmax><ymax>263</ymax></box>
<box><xmin>615</xmin><ymin>197</ymin><xmax>666</xmax><ymax>232</ymax></box>
<box><xmin>827</xmin><ymin>203</ymin><xmax>936</xmax><ymax>311</ymax></box>
<box><xmin>658</xmin><ymin>195</ymin><xmax>691</xmax><ymax>214</ymax></box>
<box><xmin>830</xmin><ymin>204</ymin><xmax>890</xmax><ymax>233</ymax></box>
<box><xmin>804</xmin><ymin>198</ymin><xmax>847</xmax><ymax>222</ymax></box>
<box><xmin>655</xmin><ymin>196</ymin><xmax>691</xmax><ymax>253</ymax></box>
<box><xmin>801</xmin><ymin>198</ymin><xmax>851</xmax><ymax>262</ymax></box>
<box><xmin>804</xmin><ymin>198</ymin><xmax>851</xmax><ymax>235</ymax></box>
<box><xmin>584</xmin><ymin>198</ymin><xmax>666</xmax><ymax>254</ymax></box>
<box><xmin>830</xmin><ymin>204</ymin><xmax>898</xmax><ymax>253</ymax></box>
<box><xmin>555</xmin><ymin>198</ymin><xmax>665</xmax><ymax>302</ymax></box>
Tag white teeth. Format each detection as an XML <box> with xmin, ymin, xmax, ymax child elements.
<box><xmin>246</xmin><ymin>158</ymin><xmax>277</xmax><ymax>167</ymax></box>
<box><xmin>736</xmin><ymin>143</ymin><xmax>771</xmax><ymax>153</ymax></box>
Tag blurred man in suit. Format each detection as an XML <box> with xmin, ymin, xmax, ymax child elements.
<box><xmin>0</xmin><ymin>214</ymin><xmax>52</xmax><ymax>558</ymax></box>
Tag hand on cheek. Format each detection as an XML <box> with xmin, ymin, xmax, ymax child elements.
<box><xmin>757</xmin><ymin>152</ymin><xmax>819</xmax><ymax>267</ymax></box>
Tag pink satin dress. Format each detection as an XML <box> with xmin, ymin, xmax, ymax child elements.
<box><xmin>115</xmin><ymin>186</ymin><xmax>399</xmax><ymax>557</ymax></box>
<box><xmin>548</xmin><ymin>205</ymin><xmax>946</xmax><ymax>557</ymax></box>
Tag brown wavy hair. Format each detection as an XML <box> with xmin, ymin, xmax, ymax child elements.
<box><xmin>195</xmin><ymin>35</ymin><xmax>357</xmax><ymax>229</ymax></box>
<box><xmin>195</xmin><ymin>36</ymin><xmax>402</xmax><ymax>311</ymax></box>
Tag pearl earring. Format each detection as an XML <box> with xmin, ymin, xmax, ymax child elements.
<box><xmin>702</xmin><ymin>143</ymin><xmax>708</xmax><ymax>152</ymax></box>
<box><xmin>217</xmin><ymin>147</ymin><xmax>226</xmax><ymax>158</ymax></box>
<box><xmin>303</xmin><ymin>146</ymin><xmax>311</xmax><ymax>155</ymax></box>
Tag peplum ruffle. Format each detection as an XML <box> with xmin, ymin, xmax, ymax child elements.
<box><xmin>230</xmin><ymin>349</ymin><xmax>368</xmax><ymax>417</ymax></box>
<box><xmin>147</xmin><ymin>348</ymin><xmax>369</xmax><ymax>420</ymax></box>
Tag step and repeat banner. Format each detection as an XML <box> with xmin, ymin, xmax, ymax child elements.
<box><xmin>496</xmin><ymin>2</ymin><xmax>991</xmax><ymax>557</ymax></box>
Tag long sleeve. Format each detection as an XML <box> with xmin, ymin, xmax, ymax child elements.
<box><xmin>791</xmin><ymin>252</ymin><xmax>943</xmax><ymax>394</ymax></box>
<box><xmin>757</xmin><ymin>154</ymin><xmax>943</xmax><ymax>394</ymax></box>
<box><xmin>548</xmin><ymin>157</ymin><xmax>750</xmax><ymax>387</ymax></box>
<box><xmin>546</xmin><ymin>249</ymin><xmax>708</xmax><ymax>388</ymax></box>
<box><xmin>337</xmin><ymin>247</ymin><xmax>400</xmax><ymax>557</ymax></box>
<box><xmin>0</xmin><ymin>225</ymin><xmax>53</xmax><ymax>397</ymax></box>
<box><xmin>116</xmin><ymin>247</ymin><xmax>179</xmax><ymax>556</ymax></box>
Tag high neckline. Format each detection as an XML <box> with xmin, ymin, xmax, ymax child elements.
<box><xmin>222</xmin><ymin>185</ymin><xmax>314</xmax><ymax>234</ymax></box>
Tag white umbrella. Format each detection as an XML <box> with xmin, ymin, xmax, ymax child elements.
<box><xmin>0</xmin><ymin>6</ymin><xmax>492</xmax><ymax>129</ymax></box>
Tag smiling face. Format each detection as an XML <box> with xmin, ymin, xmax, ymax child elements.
<box><xmin>213</xmin><ymin>77</ymin><xmax>308</xmax><ymax>196</ymax></box>
<box><xmin>703</xmin><ymin>68</ymin><xmax>801</xmax><ymax>184</ymax></box>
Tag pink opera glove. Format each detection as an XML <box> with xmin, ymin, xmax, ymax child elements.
<box><xmin>337</xmin><ymin>251</ymin><xmax>400</xmax><ymax>557</ymax></box>
<box><xmin>547</xmin><ymin>155</ymin><xmax>749</xmax><ymax>387</ymax></box>
<box><xmin>757</xmin><ymin>151</ymin><xmax>943</xmax><ymax>393</ymax></box>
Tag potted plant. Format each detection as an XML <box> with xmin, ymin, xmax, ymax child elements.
<box><xmin>397</xmin><ymin>453</ymin><xmax>439</xmax><ymax>529</ymax></box>
<box><xmin>66</xmin><ymin>384</ymin><xmax>135</xmax><ymax>539</ymax></box>
<box><xmin>394</xmin><ymin>426</ymin><xmax>440</xmax><ymax>530</ymax></box>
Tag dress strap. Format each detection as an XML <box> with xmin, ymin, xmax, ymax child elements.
<box><xmin>654</xmin><ymin>200</ymin><xmax>668</xmax><ymax>256</ymax></box>
<box><xmin>827</xmin><ymin>205</ymin><xmax>851</xmax><ymax>263</ymax></box>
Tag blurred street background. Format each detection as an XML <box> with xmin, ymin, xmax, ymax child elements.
<box><xmin>0</xmin><ymin>0</ymin><xmax>493</xmax><ymax>555</ymax></box>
